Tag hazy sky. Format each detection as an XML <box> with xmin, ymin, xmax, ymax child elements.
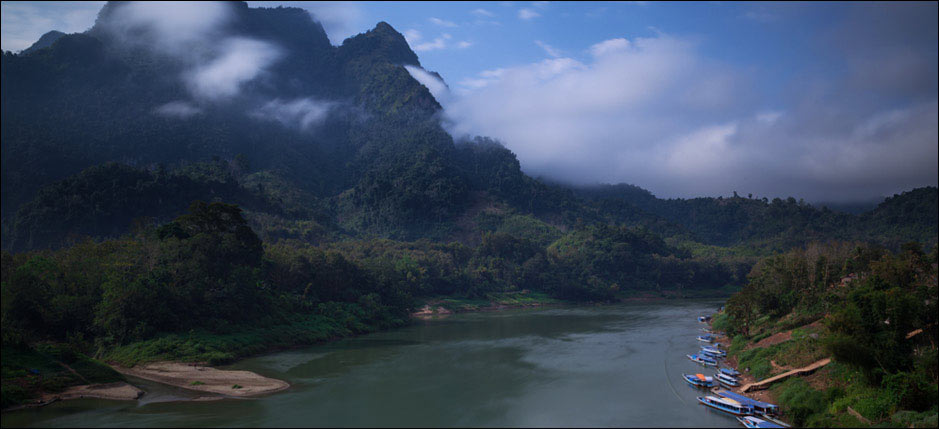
<box><xmin>2</xmin><ymin>1</ymin><xmax>937</xmax><ymax>202</ymax></box>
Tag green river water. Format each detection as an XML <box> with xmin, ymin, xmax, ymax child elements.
<box><xmin>3</xmin><ymin>300</ymin><xmax>743</xmax><ymax>427</ymax></box>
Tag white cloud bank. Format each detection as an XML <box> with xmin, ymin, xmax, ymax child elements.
<box><xmin>408</xmin><ymin>31</ymin><xmax>937</xmax><ymax>201</ymax></box>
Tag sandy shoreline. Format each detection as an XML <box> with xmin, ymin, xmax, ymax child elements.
<box><xmin>38</xmin><ymin>382</ymin><xmax>144</xmax><ymax>403</ymax></box>
<box><xmin>1</xmin><ymin>382</ymin><xmax>145</xmax><ymax>411</ymax></box>
<box><xmin>112</xmin><ymin>361</ymin><xmax>289</xmax><ymax>397</ymax></box>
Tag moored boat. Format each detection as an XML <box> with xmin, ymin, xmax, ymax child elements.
<box><xmin>696</xmin><ymin>334</ymin><xmax>715</xmax><ymax>342</ymax></box>
<box><xmin>687</xmin><ymin>353</ymin><xmax>718</xmax><ymax>367</ymax></box>
<box><xmin>682</xmin><ymin>373</ymin><xmax>716</xmax><ymax>388</ymax></box>
<box><xmin>698</xmin><ymin>315</ymin><xmax>712</xmax><ymax>323</ymax></box>
<box><xmin>719</xmin><ymin>367</ymin><xmax>740</xmax><ymax>377</ymax></box>
<box><xmin>697</xmin><ymin>395</ymin><xmax>754</xmax><ymax>416</ymax></box>
<box><xmin>737</xmin><ymin>416</ymin><xmax>784</xmax><ymax>428</ymax></box>
<box><xmin>701</xmin><ymin>346</ymin><xmax>726</xmax><ymax>358</ymax></box>
<box><xmin>715</xmin><ymin>371</ymin><xmax>738</xmax><ymax>387</ymax></box>
<box><xmin>716</xmin><ymin>390</ymin><xmax>780</xmax><ymax>416</ymax></box>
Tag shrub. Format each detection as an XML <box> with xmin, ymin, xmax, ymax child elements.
<box><xmin>775</xmin><ymin>378</ymin><xmax>827</xmax><ymax>427</ymax></box>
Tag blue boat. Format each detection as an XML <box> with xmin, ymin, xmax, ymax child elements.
<box><xmin>715</xmin><ymin>371</ymin><xmax>738</xmax><ymax>387</ymax></box>
<box><xmin>737</xmin><ymin>416</ymin><xmax>784</xmax><ymax>428</ymax></box>
<box><xmin>697</xmin><ymin>395</ymin><xmax>753</xmax><ymax>416</ymax></box>
<box><xmin>701</xmin><ymin>346</ymin><xmax>726</xmax><ymax>358</ymax></box>
<box><xmin>717</xmin><ymin>390</ymin><xmax>780</xmax><ymax>416</ymax></box>
<box><xmin>687</xmin><ymin>353</ymin><xmax>718</xmax><ymax>367</ymax></box>
<box><xmin>719</xmin><ymin>367</ymin><xmax>741</xmax><ymax>377</ymax></box>
<box><xmin>683</xmin><ymin>373</ymin><xmax>716</xmax><ymax>388</ymax></box>
<box><xmin>698</xmin><ymin>315</ymin><xmax>712</xmax><ymax>323</ymax></box>
<box><xmin>697</xmin><ymin>334</ymin><xmax>715</xmax><ymax>343</ymax></box>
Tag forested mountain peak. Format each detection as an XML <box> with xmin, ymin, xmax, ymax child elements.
<box><xmin>339</xmin><ymin>21</ymin><xmax>420</xmax><ymax>68</ymax></box>
<box><xmin>20</xmin><ymin>30</ymin><xmax>66</xmax><ymax>54</ymax></box>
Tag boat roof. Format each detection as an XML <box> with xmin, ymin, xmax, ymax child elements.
<box><xmin>742</xmin><ymin>417</ymin><xmax>784</xmax><ymax>428</ymax></box>
<box><xmin>720</xmin><ymin>368</ymin><xmax>740</xmax><ymax>375</ymax></box>
<box><xmin>705</xmin><ymin>395</ymin><xmax>748</xmax><ymax>408</ymax></box>
<box><xmin>695</xmin><ymin>373</ymin><xmax>707</xmax><ymax>381</ymax></box>
<box><xmin>717</xmin><ymin>390</ymin><xmax>778</xmax><ymax>409</ymax></box>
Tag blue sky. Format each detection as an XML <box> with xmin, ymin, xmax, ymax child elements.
<box><xmin>2</xmin><ymin>1</ymin><xmax>937</xmax><ymax>201</ymax></box>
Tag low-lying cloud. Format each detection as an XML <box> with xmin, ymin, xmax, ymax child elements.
<box><xmin>186</xmin><ymin>37</ymin><xmax>282</xmax><ymax>101</ymax></box>
<box><xmin>97</xmin><ymin>1</ymin><xmax>336</xmax><ymax>130</ymax></box>
<box><xmin>251</xmin><ymin>97</ymin><xmax>334</xmax><ymax>131</ymax></box>
<box><xmin>102</xmin><ymin>2</ymin><xmax>282</xmax><ymax>103</ymax></box>
<box><xmin>154</xmin><ymin>101</ymin><xmax>202</xmax><ymax>118</ymax></box>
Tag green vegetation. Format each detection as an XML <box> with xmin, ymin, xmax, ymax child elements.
<box><xmin>2</xmin><ymin>2</ymin><xmax>936</xmax><ymax>416</ymax></box>
<box><xmin>1</xmin><ymin>201</ymin><xmax>742</xmax><ymax>407</ymax></box>
<box><xmin>720</xmin><ymin>242</ymin><xmax>938</xmax><ymax>427</ymax></box>
<box><xmin>577</xmin><ymin>185</ymin><xmax>938</xmax><ymax>253</ymax></box>
<box><xmin>1</xmin><ymin>343</ymin><xmax>123</xmax><ymax>409</ymax></box>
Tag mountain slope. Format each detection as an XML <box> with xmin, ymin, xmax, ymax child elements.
<box><xmin>2</xmin><ymin>1</ymin><xmax>934</xmax><ymax>254</ymax></box>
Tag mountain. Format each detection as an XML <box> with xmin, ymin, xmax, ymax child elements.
<box><xmin>2</xmin><ymin>1</ymin><xmax>935</xmax><ymax>254</ymax></box>
<box><xmin>20</xmin><ymin>30</ymin><xmax>66</xmax><ymax>54</ymax></box>
<box><xmin>0</xmin><ymin>3</ymin><xmax>486</xmax><ymax>246</ymax></box>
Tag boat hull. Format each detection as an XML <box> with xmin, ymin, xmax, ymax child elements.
<box><xmin>682</xmin><ymin>375</ymin><xmax>715</xmax><ymax>388</ymax></box>
<box><xmin>696</xmin><ymin>397</ymin><xmax>752</xmax><ymax>417</ymax></box>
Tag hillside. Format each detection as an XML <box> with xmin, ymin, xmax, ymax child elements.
<box><xmin>713</xmin><ymin>243</ymin><xmax>938</xmax><ymax>427</ymax></box>
<box><xmin>574</xmin><ymin>184</ymin><xmax>938</xmax><ymax>252</ymax></box>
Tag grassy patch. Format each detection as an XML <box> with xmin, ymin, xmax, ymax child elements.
<box><xmin>737</xmin><ymin>344</ymin><xmax>778</xmax><ymax>380</ymax></box>
<box><xmin>422</xmin><ymin>291</ymin><xmax>560</xmax><ymax>312</ymax></box>
<box><xmin>773</xmin><ymin>336</ymin><xmax>827</xmax><ymax>368</ymax></box>
<box><xmin>729</xmin><ymin>334</ymin><xmax>748</xmax><ymax>356</ymax></box>
<box><xmin>103</xmin><ymin>304</ymin><xmax>407</xmax><ymax>367</ymax></box>
<box><xmin>1</xmin><ymin>344</ymin><xmax>122</xmax><ymax>408</ymax></box>
<box><xmin>710</xmin><ymin>312</ymin><xmax>731</xmax><ymax>333</ymax></box>
<box><xmin>487</xmin><ymin>291</ymin><xmax>560</xmax><ymax>306</ymax></box>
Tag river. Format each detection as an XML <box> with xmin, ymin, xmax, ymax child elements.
<box><xmin>3</xmin><ymin>300</ymin><xmax>740</xmax><ymax>427</ymax></box>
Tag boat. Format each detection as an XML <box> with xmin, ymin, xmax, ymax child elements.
<box><xmin>697</xmin><ymin>395</ymin><xmax>754</xmax><ymax>416</ymax></box>
<box><xmin>715</xmin><ymin>371</ymin><xmax>738</xmax><ymax>387</ymax></box>
<box><xmin>698</xmin><ymin>315</ymin><xmax>712</xmax><ymax>323</ymax></box>
<box><xmin>701</xmin><ymin>346</ymin><xmax>726</xmax><ymax>358</ymax></box>
<box><xmin>687</xmin><ymin>353</ymin><xmax>718</xmax><ymax>367</ymax></box>
<box><xmin>682</xmin><ymin>373</ymin><xmax>716</xmax><ymax>388</ymax></box>
<box><xmin>716</xmin><ymin>390</ymin><xmax>780</xmax><ymax>416</ymax></box>
<box><xmin>696</xmin><ymin>334</ymin><xmax>715</xmax><ymax>343</ymax></box>
<box><xmin>719</xmin><ymin>367</ymin><xmax>741</xmax><ymax>377</ymax></box>
<box><xmin>737</xmin><ymin>416</ymin><xmax>784</xmax><ymax>428</ymax></box>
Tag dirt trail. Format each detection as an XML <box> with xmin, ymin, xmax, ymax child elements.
<box><xmin>741</xmin><ymin>358</ymin><xmax>831</xmax><ymax>392</ymax></box>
